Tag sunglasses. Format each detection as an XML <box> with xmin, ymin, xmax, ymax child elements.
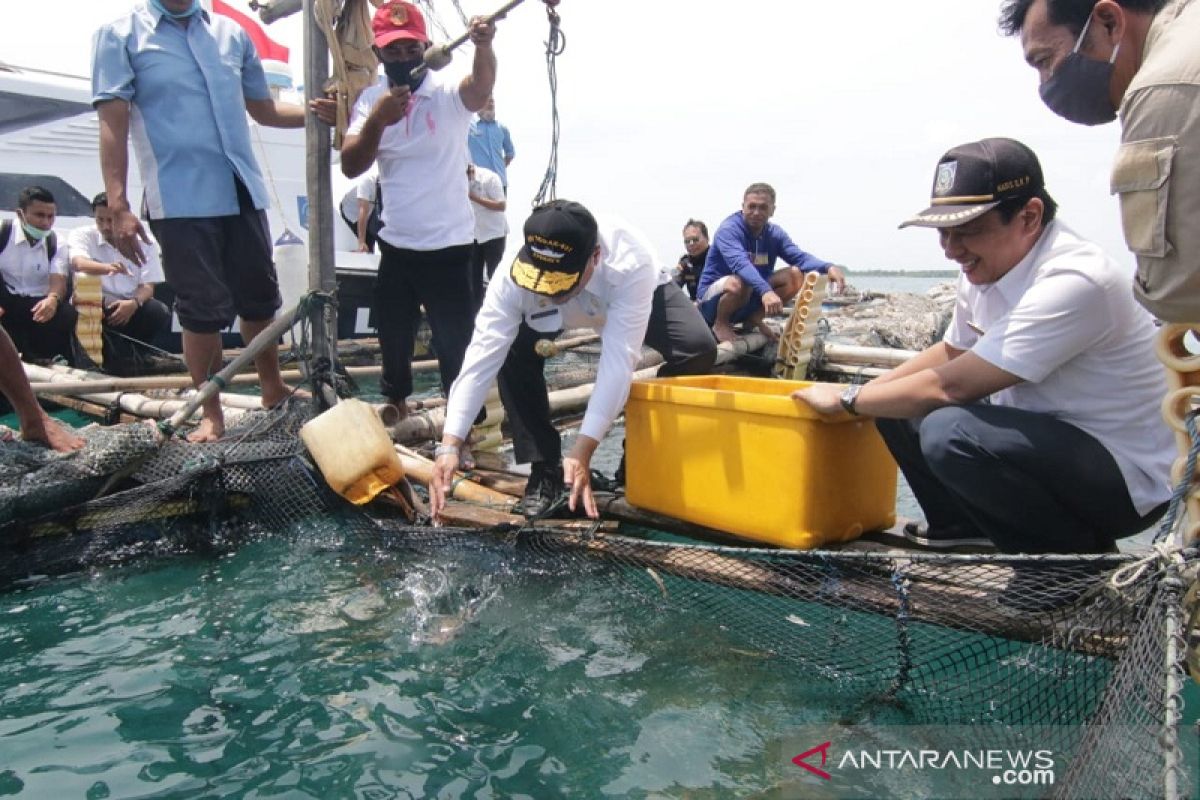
<box><xmin>683</xmin><ymin>237</ymin><xmax>703</xmax><ymax>245</ymax></box>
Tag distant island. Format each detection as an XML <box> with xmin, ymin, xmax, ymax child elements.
<box><xmin>848</xmin><ymin>269</ymin><xmax>958</xmax><ymax>278</ymax></box>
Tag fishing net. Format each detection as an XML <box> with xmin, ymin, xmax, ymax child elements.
<box><xmin>0</xmin><ymin>400</ymin><xmax>1195</xmax><ymax>799</ymax></box>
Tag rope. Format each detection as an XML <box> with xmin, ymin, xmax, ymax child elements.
<box><xmin>885</xmin><ymin>565</ymin><xmax>914</xmax><ymax>701</ymax></box>
<box><xmin>104</xmin><ymin>327</ymin><xmax>186</xmax><ymax>365</ymax></box>
<box><xmin>446</xmin><ymin>0</ymin><xmax>469</xmax><ymax>27</ymax></box>
<box><xmin>1109</xmin><ymin>541</ymin><xmax>1188</xmax><ymax>590</ymax></box>
<box><xmin>532</xmin><ymin>0</ymin><xmax>564</xmax><ymax>208</ymax></box>
<box><xmin>414</xmin><ymin>0</ymin><xmax>451</xmax><ymax>39</ymax></box>
<box><xmin>252</xmin><ymin>123</ymin><xmax>296</xmax><ymax>233</ymax></box>
<box><xmin>1155</xmin><ymin>408</ymin><xmax>1200</xmax><ymax>544</ymax></box>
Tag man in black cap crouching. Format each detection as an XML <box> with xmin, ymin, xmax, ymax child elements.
<box><xmin>793</xmin><ymin>138</ymin><xmax>1171</xmax><ymax>561</ymax></box>
<box><xmin>429</xmin><ymin>200</ymin><xmax>717</xmax><ymax>521</ymax></box>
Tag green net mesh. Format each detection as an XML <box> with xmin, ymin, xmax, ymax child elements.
<box><xmin>0</xmin><ymin>401</ymin><xmax>1195</xmax><ymax>799</ymax></box>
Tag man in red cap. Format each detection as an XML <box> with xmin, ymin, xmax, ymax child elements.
<box><xmin>341</xmin><ymin>2</ymin><xmax>498</xmax><ymax>458</ymax></box>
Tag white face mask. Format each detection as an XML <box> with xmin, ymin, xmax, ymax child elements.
<box><xmin>18</xmin><ymin>213</ymin><xmax>50</xmax><ymax>242</ymax></box>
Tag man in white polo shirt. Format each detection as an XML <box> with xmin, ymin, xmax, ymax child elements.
<box><xmin>340</xmin><ymin>1</ymin><xmax>497</xmax><ymax>415</ymax></box>
<box><xmin>466</xmin><ymin>162</ymin><xmax>507</xmax><ymax>310</ymax></box>
<box><xmin>68</xmin><ymin>192</ymin><xmax>171</xmax><ymax>375</ymax></box>
<box><xmin>0</xmin><ymin>186</ymin><xmax>78</xmax><ymax>365</ymax></box>
<box><xmin>794</xmin><ymin>138</ymin><xmax>1172</xmax><ymax>558</ymax></box>
<box><xmin>428</xmin><ymin>200</ymin><xmax>717</xmax><ymax>521</ymax></box>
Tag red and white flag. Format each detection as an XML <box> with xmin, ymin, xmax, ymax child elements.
<box><xmin>211</xmin><ymin>0</ymin><xmax>291</xmax><ymax>64</ymax></box>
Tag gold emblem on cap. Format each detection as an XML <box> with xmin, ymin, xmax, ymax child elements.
<box><xmin>389</xmin><ymin>2</ymin><xmax>408</xmax><ymax>26</ymax></box>
<box><xmin>512</xmin><ymin>258</ymin><xmax>580</xmax><ymax>296</ymax></box>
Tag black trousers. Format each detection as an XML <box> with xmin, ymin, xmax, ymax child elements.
<box><xmin>0</xmin><ymin>286</ymin><xmax>78</xmax><ymax>364</ymax></box>
<box><xmin>469</xmin><ymin>236</ymin><xmax>506</xmax><ymax>311</ymax></box>
<box><xmin>375</xmin><ymin>241</ymin><xmax>475</xmax><ymax>404</ymax></box>
<box><xmin>876</xmin><ymin>404</ymin><xmax>1167</xmax><ymax>554</ymax></box>
<box><xmin>149</xmin><ymin>179</ymin><xmax>280</xmax><ymax>333</ymax></box>
<box><xmin>101</xmin><ymin>298</ymin><xmax>172</xmax><ymax>376</ymax></box>
<box><xmin>499</xmin><ymin>281</ymin><xmax>717</xmax><ymax>465</ymax></box>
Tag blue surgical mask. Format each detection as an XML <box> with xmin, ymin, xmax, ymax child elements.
<box><xmin>384</xmin><ymin>58</ymin><xmax>426</xmax><ymax>92</ymax></box>
<box><xmin>150</xmin><ymin>0</ymin><xmax>202</xmax><ymax>20</ymax></box>
<box><xmin>20</xmin><ymin>220</ymin><xmax>50</xmax><ymax>243</ymax></box>
<box><xmin>1039</xmin><ymin>13</ymin><xmax>1121</xmax><ymax>126</ymax></box>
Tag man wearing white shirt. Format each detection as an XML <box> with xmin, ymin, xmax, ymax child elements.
<box><xmin>794</xmin><ymin>138</ymin><xmax>1171</xmax><ymax>566</ymax></box>
<box><xmin>0</xmin><ymin>186</ymin><xmax>77</xmax><ymax>365</ymax></box>
<box><xmin>429</xmin><ymin>200</ymin><xmax>717</xmax><ymax>521</ymax></box>
<box><xmin>68</xmin><ymin>193</ymin><xmax>171</xmax><ymax>375</ymax></box>
<box><xmin>338</xmin><ymin>167</ymin><xmax>380</xmax><ymax>254</ymax></box>
<box><xmin>467</xmin><ymin>163</ymin><xmax>507</xmax><ymax>310</ymax></box>
<box><xmin>340</xmin><ymin>2</ymin><xmax>497</xmax><ymax>412</ymax></box>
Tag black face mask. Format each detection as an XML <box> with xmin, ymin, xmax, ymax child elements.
<box><xmin>384</xmin><ymin>58</ymin><xmax>425</xmax><ymax>92</ymax></box>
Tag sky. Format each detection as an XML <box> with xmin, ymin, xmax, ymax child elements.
<box><xmin>0</xmin><ymin>0</ymin><xmax>1129</xmax><ymax>275</ymax></box>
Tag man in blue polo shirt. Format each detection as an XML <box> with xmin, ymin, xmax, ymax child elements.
<box><xmin>696</xmin><ymin>183</ymin><xmax>845</xmax><ymax>343</ymax></box>
<box><xmin>467</xmin><ymin>96</ymin><xmax>515</xmax><ymax>192</ymax></box>
<box><xmin>91</xmin><ymin>0</ymin><xmax>334</xmax><ymax>442</ymax></box>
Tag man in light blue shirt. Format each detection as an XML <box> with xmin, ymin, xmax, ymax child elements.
<box><xmin>91</xmin><ymin>0</ymin><xmax>333</xmax><ymax>442</ymax></box>
<box><xmin>467</xmin><ymin>96</ymin><xmax>515</xmax><ymax>191</ymax></box>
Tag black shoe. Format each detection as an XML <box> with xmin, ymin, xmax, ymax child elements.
<box><xmin>613</xmin><ymin>454</ymin><xmax>626</xmax><ymax>488</ymax></box>
<box><xmin>518</xmin><ymin>461</ymin><xmax>563</xmax><ymax>520</ymax></box>
<box><xmin>902</xmin><ymin>521</ymin><xmax>993</xmax><ymax>550</ymax></box>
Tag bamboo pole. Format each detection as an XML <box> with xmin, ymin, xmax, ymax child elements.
<box><xmin>821</xmin><ymin>343</ymin><xmax>918</xmax><ymax>369</ymax></box>
<box><xmin>394</xmin><ymin>445</ymin><xmax>517</xmax><ymax>509</ymax></box>
<box><xmin>162</xmin><ymin>305</ymin><xmax>301</xmax><ymax>435</ymax></box>
<box><xmin>714</xmin><ymin>331</ymin><xmax>771</xmax><ymax>363</ymax></box>
<box><xmin>40</xmin><ymin>393</ymin><xmax>141</xmax><ymax>425</ymax></box>
<box><xmin>303</xmin><ymin>0</ymin><xmax>338</xmax><ymax>407</ymax></box>
<box><xmin>24</xmin><ymin>363</ymin><xmax>250</xmax><ymax>423</ymax></box>
<box><xmin>813</xmin><ymin>363</ymin><xmax>890</xmax><ymax>381</ymax></box>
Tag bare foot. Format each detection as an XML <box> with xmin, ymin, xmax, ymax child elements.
<box><xmin>186</xmin><ymin>417</ymin><xmax>225</xmax><ymax>443</ymax></box>
<box><xmin>712</xmin><ymin>321</ymin><xmax>739</xmax><ymax>344</ymax></box>
<box><xmin>23</xmin><ymin>413</ymin><xmax>84</xmax><ymax>453</ymax></box>
<box><xmin>755</xmin><ymin>320</ymin><xmax>780</xmax><ymax>341</ymax></box>
<box><xmin>260</xmin><ymin>382</ymin><xmax>309</xmax><ymax>410</ymax></box>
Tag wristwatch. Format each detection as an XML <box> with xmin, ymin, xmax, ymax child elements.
<box><xmin>839</xmin><ymin>383</ymin><xmax>862</xmax><ymax>416</ymax></box>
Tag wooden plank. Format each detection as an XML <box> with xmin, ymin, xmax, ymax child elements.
<box><xmin>437</xmin><ymin>502</ymin><xmax>522</xmax><ymax>528</ymax></box>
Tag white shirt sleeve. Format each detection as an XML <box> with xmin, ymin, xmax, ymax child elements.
<box><xmin>49</xmin><ymin>231</ymin><xmax>70</xmax><ymax>276</ymax></box>
<box><xmin>347</xmin><ymin>84</ymin><xmax>380</xmax><ymax>137</ymax></box>
<box><xmin>942</xmin><ymin>274</ymin><xmax>978</xmax><ymax>351</ymax></box>
<box><xmin>355</xmin><ymin>168</ymin><xmax>377</xmax><ymax>202</ymax></box>
<box><xmin>578</xmin><ymin>231</ymin><xmax>659</xmax><ymax>442</ymax></box>
<box><xmin>66</xmin><ymin>227</ymin><xmax>96</xmax><ymax>269</ymax></box>
<box><xmin>484</xmin><ymin>172</ymin><xmax>505</xmax><ymax>202</ymax></box>
<box><xmin>442</xmin><ymin>276</ymin><xmax>525</xmax><ymax>441</ymax></box>
<box><xmin>138</xmin><ymin>240</ymin><xmax>165</xmax><ymax>285</ymax></box>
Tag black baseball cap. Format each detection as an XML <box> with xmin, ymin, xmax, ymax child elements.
<box><xmin>900</xmin><ymin>138</ymin><xmax>1045</xmax><ymax>229</ymax></box>
<box><xmin>510</xmin><ymin>200</ymin><xmax>598</xmax><ymax>298</ymax></box>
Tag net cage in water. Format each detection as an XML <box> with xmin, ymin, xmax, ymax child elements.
<box><xmin>0</xmin><ymin>402</ymin><xmax>1196</xmax><ymax>799</ymax></box>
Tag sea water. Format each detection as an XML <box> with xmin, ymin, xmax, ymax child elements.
<box><xmin>1</xmin><ymin>286</ymin><xmax>1194</xmax><ymax>796</ymax></box>
<box><xmin>3</xmin><ymin>512</ymin><xmax>1196</xmax><ymax>798</ymax></box>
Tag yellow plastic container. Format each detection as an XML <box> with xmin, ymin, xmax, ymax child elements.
<box><xmin>625</xmin><ymin>376</ymin><xmax>897</xmax><ymax>549</ymax></box>
<box><xmin>300</xmin><ymin>398</ymin><xmax>405</xmax><ymax>505</ymax></box>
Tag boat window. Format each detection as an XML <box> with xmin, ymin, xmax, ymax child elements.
<box><xmin>0</xmin><ymin>173</ymin><xmax>93</xmax><ymax>217</ymax></box>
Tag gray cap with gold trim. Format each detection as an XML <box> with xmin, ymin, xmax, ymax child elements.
<box><xmin>900</xmin><ymin>137</ymin><xmax>1045</xmax><ymax>229</ymax></box>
